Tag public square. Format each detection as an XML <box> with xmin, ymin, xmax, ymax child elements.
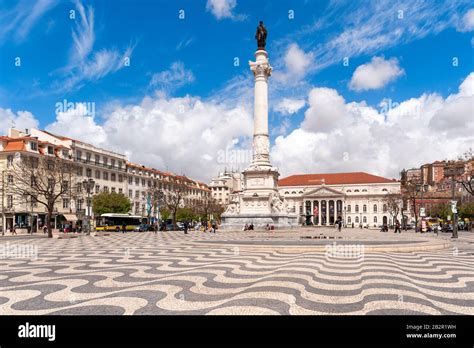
<box><xmin>1</xmin><ymin>228</ymin><xmax>473</xmax><ymax>315</ymax></box>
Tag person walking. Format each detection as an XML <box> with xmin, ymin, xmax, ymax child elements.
<box><xmin>183</xmin><ymin>221</ymin><xmax>188</xmax><ymax>235</ymax></box>
<box><xmin>11</xmin><ymin>225</ymin><xmax>17</xmax><ymax>235</ymax></box>
<box><xmin>122</xmin><ymin>223</ymin><xmax>127</xmax><ymax>234</ymax></box>
<box><xmin>153</xmin><ymin>223</ymin><xmax>158</xmax><ymax>234</ymax></box>
<box><xmin>337</xmin><ymin>217</ymin><xmax>342</xmax><ymax>232</ymax></box>
<box><xmin>211</xmin><ymin>221</ymin><xmax>217</xmax><ymax>233</ymax></box>
<box><xmin>394</xmin><ymin>220</ymin><xmax>401</xmax><ymax>233</ymax></box>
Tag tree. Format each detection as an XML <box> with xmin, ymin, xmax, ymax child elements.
<box><xmin>8</xmin><ymin>154</ymin><xmax>77</xmax><ymax>238</ymax></box>
<box><xmin>92</xmin><ymin>192</ymin><xmax>131</xmax><ymax>216</ymax></box>
<box><xmin>145</xmin><ymin>183</ymin><xmax>164</xmax><ymax>222</ymax></box>
<box><xmin>383</xmin><ymin>193</ymin><xmax>403</xmax><ymax>226</ymax></box>
<box><xmin>192</xmin><ymin>196</ymin><xmax>224</xmax><ymax>222</ymax></box>
<box><xmin>176</xmin><ymin>207</ymin><xmax>195</xmax><ymax>222</ymax></box>
<box><xmin>455</xmin><ymin>149</ymin><xmax>474</xmax><ymax>196</ymax></box>
<box><xmin>159</xmin><ymin>207</ymin><xmax>171</xmax><ymax>221</ymax></box>
<box><xmin>162</xmin><ymin>181</ymin><xmax>187</xmax><ymax>226</ymax></box>
<box><xmin>400</xmin><ymin>169</ymin><xmax>421</xmax><ymax>227</ymax></box>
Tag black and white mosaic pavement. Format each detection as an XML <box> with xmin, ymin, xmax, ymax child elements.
<box><xmin>0</xmin><ymin>230</ymin><xmax>473</xmax><ymax>315</ymax></box>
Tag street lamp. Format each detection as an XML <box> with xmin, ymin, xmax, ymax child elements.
<box><xmin>416</xmin><ymin>183</ymin><xmax>428</xmax><ymax>232</ymax></box>
<box><xmin>444</xmin><ymin>163</ymin><xmax>465</xmax><ymax>239</ymax></box>
<box><xmin>82</xmin><ymin>178</ymin><xmax>95</xmax><ymax>235</ymax></box>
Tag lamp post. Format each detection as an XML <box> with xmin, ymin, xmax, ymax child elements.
<box><xmin>416</xmin><ymin>183</ymin><xmax>428</xmax><ymax>232</ymax></box>
<box><xmin>82</xmin><ymin>178</ymin><xmax>95</xmax><ymax>235</ymax></box>
<box><xmin>444</xmin><ymin>163</ymin><xmax>465</xmax><ymax>239</ymax></box>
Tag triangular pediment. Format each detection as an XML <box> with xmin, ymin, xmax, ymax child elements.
<box><xmin>303</xmin><ymin>186</ymin><xmax>344</xmax><ymax>197</ymax></box>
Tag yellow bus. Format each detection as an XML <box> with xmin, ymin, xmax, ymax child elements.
<box><xmin>95</xmin><ymin>213</ymin><xmax>142</xmax><ymax>231</ymax></box>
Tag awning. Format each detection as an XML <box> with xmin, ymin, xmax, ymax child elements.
<box><xmin>62</xmin><ymin>214</ymin><xmax>78</xmax><ymax>222</ymax></box>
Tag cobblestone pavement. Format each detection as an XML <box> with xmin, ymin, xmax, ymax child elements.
<box><xmin>0</xmin><ymin>228</ymin><xmax>473</xmax><ymax>315</ymax></box>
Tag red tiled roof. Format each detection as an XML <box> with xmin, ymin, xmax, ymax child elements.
<box><xmin>279</xmin><ymin>172</ymin><xmax>397</xmax><ymax>186</ymax></box>
<box><xmin>3</xmin><ymin>140</ymin><xmax>26</xmax><ymax>152</ymax></box>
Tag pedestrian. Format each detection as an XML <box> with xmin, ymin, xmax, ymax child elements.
<box><xmin>11</xmin><ymin>225</ymin><xmax>17</xmax><ymax>235</ymax></box>
<box><xmin>337</xmin><ymin>217</ymin><xmax>342</xmax><ymax>232</ymax></box>
<box><xmin>153</xmin><ymin>223</ymin><xmax>158</xmax><ymax>234</ymax></box>
<box><xmin>394</xmin><ymin>220</ymin><xmax>401</xmax><ymax>233</ymax></box>
<box><xmin>183</xmin><ymin>221</ymin><xmax>188</xmax><ymax>235</ymax></box>
<box><xmin>43</xmin><ymin>225</ymin><xmax>47</xmax><ymax>234</ymax></box>
<box><xmin>211</xmin><ymin>221</ymin><xmax>217</xmax><ymax>233</ymax></box>
<box><xmin>122</xmin><ymin>223</ymin><xmax>127</xmax><ymax>234</ymax></box>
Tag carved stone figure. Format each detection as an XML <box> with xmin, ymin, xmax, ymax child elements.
<box><xmin>225</xmin><ymin>195</ymin><xmax>240</xmax><ymax>214</ymax></box>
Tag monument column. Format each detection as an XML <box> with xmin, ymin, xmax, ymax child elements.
<box><xmin>249</xmin><ymin>50</ymin><xmax>272</xmax><ymax>168</ymax></box>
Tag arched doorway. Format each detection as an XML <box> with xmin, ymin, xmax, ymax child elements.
<box><xmin>382</xmin><ymin>216</ymin><xmax>388</xmax><ymax>225</ymax></box>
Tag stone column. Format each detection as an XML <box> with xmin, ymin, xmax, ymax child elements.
<box><xmin>326</xmin><ymin>201</ymin><xmax>330</xmax><ymax>226</ymax></box>
<box><xmin>334</xmin><ymin>200</ymin><xmax>338</xmax><ymax>224</ymax></box>
<box><xmin>318</xmin><ymin>201</ymin><xmax>322</xmax><ymax>226</ymax></box>
<box><xmin>310</xmin><ymin>200</ymin><xmax>314</xmax><ymax>225</ymax></box>
<box><xmin>249</xmin><ymin>50</ymin><xmax>272</xmax><ymax>168</ymax></box>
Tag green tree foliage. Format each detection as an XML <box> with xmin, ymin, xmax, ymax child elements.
<box><xmin>459</xmin><ymin>202</ymin><xmax>474</xmax><ymax>219</ymax></box>
<box><xmin>92</xmin><ymin>192</ymin><xmax>131</xmax><ymax>216</ymax></box>
<box><xmin>176</xmin><ymin>207</ymin><xmax>196</xmax><ymax>222</ymax></box>
<box><xmin>159</xmin><ymin>207</ymin><xmax>171</xmax><ymax>221</ymax></box>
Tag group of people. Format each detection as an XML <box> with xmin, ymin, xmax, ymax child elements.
<box><xmin>243</xmin><ymin>223</ymin><xmax>254</xmax><ymax>231</ymax></box>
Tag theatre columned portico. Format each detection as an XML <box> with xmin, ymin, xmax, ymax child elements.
<box><xmin>302</xmin><ymin>187</ymin><xmax>345</xmax><ymax>226</ymax></box>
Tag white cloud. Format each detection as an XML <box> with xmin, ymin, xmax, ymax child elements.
<box><xmin>273</xmin><ymin>43</ymin><xmax>314</xmax><ymax>85</ymax></box>
<box><xmin>349</xmin><ymin>57</ymin><xmax>404</xmax><ymax>91</ymax></box>
<box><xmin>150</xmin><ymin>61</ymin><xmax>195</xmax><ymax>93</ymax></box>
<box><xmin>0</xmin><ymin>0</ymin><xmax>58</xmax><ymax>43</ymax></box>
<box><xmin>46</xmin><ymin>104</ymin><xmax>107</xmax><ymax>145</ymax></box>
<box><xmin>52</xmin><ymin>0</ymin><xmax>133</xmax><ymax>93</ymax></box>
<box><xmin>274</xmin><ymin>98</ymin><xmax>306</xmax><ymax>115</ymax></box>
<box><xmin>43</xmin><ymin>95</ymin><xmax>253</xmax><ymax>181</ymax></box>
<box><xmin>457</xmin><ymin>8</ymin><xmax>474</xmax><ymax>32</ymax></box>
<box><xmin>272</xmin><ymin>72</ymin><xmax>474</xmax><ymax>179</ymax></box>
<box><xmin>0</xmin><ymin>108</ymin><xmax>39</xmax><ymax>135</ymax></box>
<box><xmin>206</xmin><ymin>0</ymin><xmax>244</xmax><ymax>20</ymax></box>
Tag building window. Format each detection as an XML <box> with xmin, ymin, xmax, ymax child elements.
<box><xmin>119</xmin><ymin>188</ymin><xmax>122</xmax><ymax>194</ymax></box>
<box><xmin>118</xmin><ymin>175</ymin><xmax>123</xmax><ymax>183</ymax></box>
<box><xmin>142</xmin><ymin>179</ymin><xmax>145</xmax><ymax>186</ymax></box>
<box><xmin>111</xmin><ymin>187</ymin><xmax>116</xmax><ymax>193</ymax></box>
<box><xmin>383</xmin><ymin>204</ymin><xmax>387</xmax><ymax>213</ymax></box>
<box><xmin>76</xmin><ymin>150</ymin><xmax>82</xmax><ymax>160</ymax></box>
<box><xmin>30</xmin><ymin>141</ymin><xmax>37</xmax><ymax>151</ymax></box>
<box><xmin>7</xmin><ymin>195</ymin><xmax>13</xmax><ymax>208</ymax></box>
<box><xmin>63</xmin><ymin>199</ymin><xmax>69</xmax><ymax>209</ymax></box>
<box><xmin>7</xmin><ymin>174</ymin><xmax>13</xmax><ymax>184</ymax></box>
<box><xmin>118</xmin><ymin>161</ymin><xmax>122</xmax><ymax>170</ymax></box>
<box><xmin>355</xmin><ymin>205</ymin><xmax>359</xmax><ymax>213</ymax></box>
<box><xmin>86</xmin><ymin>168</ymin><xmax>92</xmax><ymax>178</ymax></box>
<box><xmin>76</xmin><ymin>183</ymin><xmax>82</xmax><ymax>193</ymax></box>
<box><xmin>135</xmin><ymin>177</ymin><xmax>139</xmax><ymax>185</ymax></box>
<box><xmin>7</xmin><ymin>155</ymin><xmax>13</xmax><ymax>167</ymax></box>
<box><xmin>374</xmin><ymin>216</ymin><xmax>377</xmax><ymax>223</ymax></box>
<box><xmin>135</xmin><ymin>191</ymin><xmax>139</xmax><ymax>198</ymax></box>
<box><xmin>77</xmin><ymin>166</ymin><xmax>83</xmax><ymax>176</ymax></box>
<box><xmin>77</xmin><ymin>199</ymin><xmax>83</xmax><ymax>211</ymax></box>
<box><xmin>103</xmin><ymin>172</ymin><xmax>108</xmax><ymax>180</ymax></box>
<box><xmin>95</xmin><ymin>154</ymin><xmax>100</xmax><ymax>165</ymax></box>
<box><xmin>103</xmin><ymin>157</ymin><xmax>108</xmax><ymax>166</ymax></box>
<box><xmin>363</xmin><ymin>216</ymin><xmax>367</xmax><ymax>223</ymax></box>
<box><xmin>363</xmin><ymin>204</ymin><xmax>367</xmax><ymax>213</ymax></box>
<box><xmin>86</xmin><ymin>153</ymin><xmax>91</xmax><ymax>163</ymax></box>
<box><xmin>362</xmin><ymin>189</ymin><xmax>367</xmax><ymax>192</ymax></box>
<box><xmin>111</xmin><ymin>159</ymin><xmax>115</xmax><ymax>168</ymax></box>
<box><xmin>128</xmin><ymin>176</ymin><xmax>133</xmax><ymax>184</ymax></box>
<box><xmin>347</xmin><ymin>216</ymin><xmax>351</xmax><ymax>224</ymax></box>
<box><xmin>354</xmin><ymin>189</ymin><xmax>360</xmax><ymax>192</ymax></box>
<box><xmin>95</xmin><ymin>185</ymin><xmax>100</xmax><ymax>194</ymax></box>
<box><xmin>129</xmin><ymin>189</ymin><xmax>132</xmax><ymax>198</ymax></box>
<box><xmin>47</xmin><ymin>146</ymin><xmax>54</xmax><ymax>155</ymax></box>
<box><xmin>355</xmin><ymin>216</ymin><xmax>359</xmax><ymax>223</ymax></box>
<box><xmin>103</xmin><ymin>186</ymin><xmax>109</xmax><ymax>193</ymax></box>
<box><xmin>373</xmin><ymin>204</ymin><xmax>377</xmax><ymax>213</ymax></box>
<box><xmin>346</xmin><ymin>189</ymin><xmax>352</xmax><ymax>193</ymax></box>
<box><xmin>347</xmin><ymin>205</ymin><xmax>351</xmax><ymax>212</ymax></box>
<box><xmin>111</xmin><ymin>173</ymin><xmax>116</xmax><ymax>182</ymax></box>
<box><xmin>95</xmin><ymin>170</ymin><xmax>101</xmax><ymax>179</ymax></box>
<box><xmin>382</xmin><ymin>188</ymin><xmax>388</xmax><ymax>192</ymax></box>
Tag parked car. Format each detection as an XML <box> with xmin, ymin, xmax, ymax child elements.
<box><xmin>441</xmin><ymin>224</ymin><xmax>453</xmax><ymax>233</ymax></box>
<box><xmin>134</xmin><ymin>224</ymin><xmax>153</xmax><ymax>232</ymax></box>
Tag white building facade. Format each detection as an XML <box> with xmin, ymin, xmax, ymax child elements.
<box><xmin>278</xmin><ymin>172</ymin><xmax>401</xmax><ymax>228</ymax></box>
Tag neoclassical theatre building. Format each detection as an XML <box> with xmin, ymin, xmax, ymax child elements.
<box><xmin>278</xmin><ymin>172</ymin><xmax>401</xmax><ymax>227</ymax></box>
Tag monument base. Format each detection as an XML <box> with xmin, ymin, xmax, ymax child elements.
<box><xmin>220</xmin><ymin>213</ymin><xmax>298</xmax><ymax>230</ymax></box>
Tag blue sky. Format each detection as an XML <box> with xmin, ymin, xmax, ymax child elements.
<box><xmin>1</xmin><ymin>0</ymin><xmax>473</xmax><ymax>181</ymax></box>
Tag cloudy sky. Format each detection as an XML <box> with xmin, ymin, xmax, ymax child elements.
<box><xmin>1</xmin><ymin>0</ymin><xmax>473</xmax><ymax>182</ymax></box>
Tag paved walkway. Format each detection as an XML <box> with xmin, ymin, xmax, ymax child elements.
<box><xmin>0</xmin><ymin>228</ymin><xmax>473</xmax><ymax>315</ymax></box>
